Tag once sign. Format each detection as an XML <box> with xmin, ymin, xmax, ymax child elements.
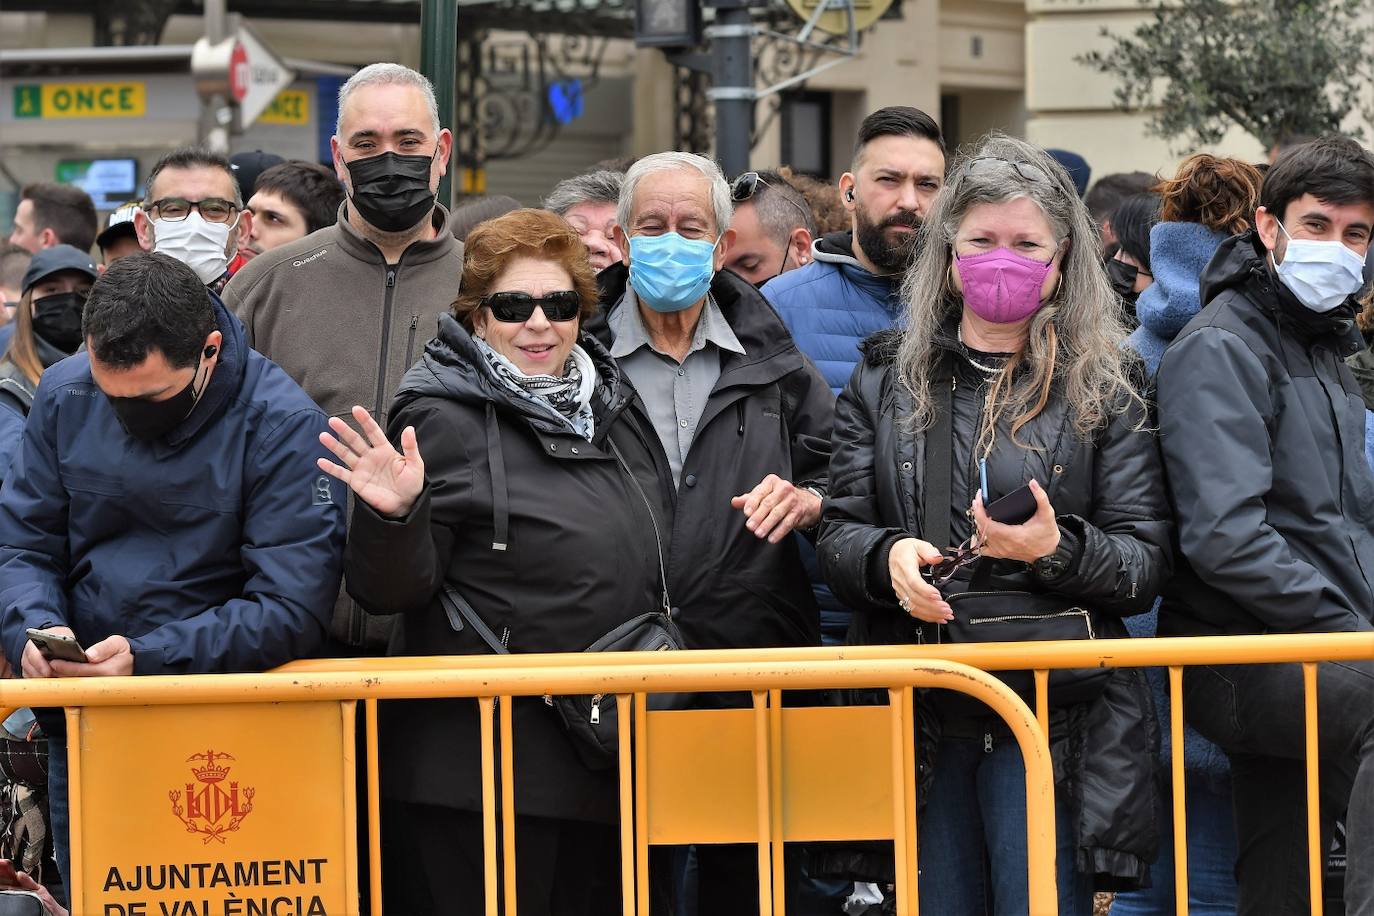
<box><xmin>69</xmin><ymin>701</ymin><xmax>358</xmax><ymax>915</ymax></box>
<box><xmin>13</xmin><ymin>82</ymin><xmax>146</xmax><ymax>119</ymax></box>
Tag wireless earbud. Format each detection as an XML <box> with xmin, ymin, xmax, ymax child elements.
<box><xmin>204</xmin><ymin>345</ymin><xmax>218</xmax><ymax>358</ymax></box>
<box><xmin>845</xmin><ymin>188</ymin><xmax>855</xmax><ymax>202</ymax></box>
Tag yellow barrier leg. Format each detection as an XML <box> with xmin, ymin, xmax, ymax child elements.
<box><xmin>500</xmin><ymin>695</ymin><xmax>518</xmax><ymax>916</ymax></box>
<box><xmin>1034</xmin><ymin>669</ymin><xmax>1049</xmax><ymax>737</ymax></box>
<box><xmin>890</xmin><ymin>689</ymin><xmax>911</xmax><ymax>916</ymax></box>
<box><xmin>768</xmin><ymin>689</ymin><xmax>786</xmax><ymax>916</ymax></box>
<box><xmin>479</xmin><ymin>696</ymin><xmax>499</xmax><ymax>916</ymax></box>
<box><xmin>366</xmin><ymin>698</ymin><xmax>383</xmax><ymax>915</ymax></box>
<box><xmin>617</xmin><ymin>694</ymin><xmax>636</xmax><ymax>916</ymax></box>
<box><xmin>1304</xmin><ymin>663</ymin><xmax>1324</xmax><ymax>916</ymax></box>
<box><xmin>65</xmin><ymin>708</ymin><xmax>84</xmax><ymax>916</ymax></box>
<box><xmin>635</xmin><ymin>693</ymin><xmax>650</xmax><ymax>916</ymax></box>
<box><xmin>1168</xmin><ymin>667</ymin><xmax>1188</xmax><ymax>916</ymax></box>
<box><xmin>753</xmin><ymin>690</ymin><xmax>774</xmax><ymax>916</ymax></box>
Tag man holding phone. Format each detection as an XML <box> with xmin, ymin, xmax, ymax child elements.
<box><xmin>0</xmin><ymin>252</ymin><xmax>345</xmax><ymax>897</ymax></box>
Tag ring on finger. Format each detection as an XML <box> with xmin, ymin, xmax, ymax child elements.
<box><xmin>898</xmin><ymin>596</ymin><xmax>911</xmax><ymax>611</ymax></box>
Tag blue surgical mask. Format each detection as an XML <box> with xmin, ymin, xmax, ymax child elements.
<box><xmin>1273</xmin><ymin>219</ymin><xmax>1367</xmax><ymax>313</ymax></box>
<box><xmin>628</xmin><ymin>232</ymin><xmax>719</xmax><ymax>313</ymax></box>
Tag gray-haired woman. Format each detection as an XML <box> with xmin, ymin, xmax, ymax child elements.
<box><xmin>819</xmin><ymin>133</ymin><xmax>1173</xmax><ymax>913</ymax></box>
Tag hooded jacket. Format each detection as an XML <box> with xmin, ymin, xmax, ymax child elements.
<box><xmin>761</xmin><ymin>230</ymin><xmax>903</xmax><ymax>393</ymax></box>
<box><xmin>1156</xmin><ymin>230</ymin><xmax>1374</xmax><ymax>637</ymax></box>
<box><xmin>1125</xmin><ymin>222</ymin><xmax>1228</xmax><ymax>375</ymax></box>
<box><xmin>818</xmin><ymin>326</ymin><xmax>1171</xmax><ymax>886</ymax></box>
<box><xmin>592</xmin><ymin>265</ymin><xmax>833</xmax><ymax>651</ymax></box>
<box><xmin>0</xmin><ymin>296</ymin><xmax>345</xmax><ymax>681</ymax></box>
<box><xmin>343</xmin><ymin>315</ymin><xmax>667</xmax><ymax>822</ymax></box>
<box><xmin>224</xmin><ymin>201</ymin><xmax>465</xmax><ymax>650</ymax></box>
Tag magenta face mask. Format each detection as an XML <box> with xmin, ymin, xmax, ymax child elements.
<box><xmin>956</xmin><ymin>247</ymin><xmax>1056</xmax><ymax>324</ymax></box>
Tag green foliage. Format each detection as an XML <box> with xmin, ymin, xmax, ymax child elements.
<box><xmin>1078</xmin><ymin>0</ymin><xmax>1374</xmax><ymax>150</ymax></box>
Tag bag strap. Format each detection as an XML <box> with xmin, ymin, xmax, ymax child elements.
<box><xmin>606</xmin><ymin>437</ymin><xmax>673</xmax><ymax>616</ymax></box>
<box><xmin>439</xmin><ymin>586</ymin><xmax>509</xmax><ymax>655</ymax></box>
<box><xmin>923</xmin><ymin>354</ymin><xmax>955</xmax><ymax>551</ymax></box>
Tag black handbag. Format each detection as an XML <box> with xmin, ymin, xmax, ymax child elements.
<box><xmin>437</xmin><ymin>436</ymin><xmax>683</xmax><ymax>770</ymax></box>
<box><xmin>921</xmin><ymin>357</ymin><xmax>1109</xmax><ymax>707</ymax></box>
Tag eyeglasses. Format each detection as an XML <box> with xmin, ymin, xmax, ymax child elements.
<box><xmin>961</xmin><ymin>157</ymin><xmax>1056</xmax><ymax>188</ymax></box>
<box><xmin>145</xmin><ymin>197</ymin><xmax>240</xmax><ymax>224</ymax></box>
<box><xmin>482</xmin><ymin>290</ymin><xmax>582</xmax><ymax>322</ymax></box>
<box><xmin>923</xmin><ymin>535</ymin><xmax>982</xmax><ymax>586</ymax></box>
<box><xmin>731</xmin><ymin>171</ymin><xmax>814</xmax><ymax>227</ymax></box>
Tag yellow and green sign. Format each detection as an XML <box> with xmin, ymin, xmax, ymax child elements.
<box><xmin>258</xmin><ymin>89</ymin><xmax>310</xmax><ymax>126</ymax></box>
<box><xmin>13</xmin><ymin>82</ymin><xmax>146</xmax><ymax>119</ymax></box>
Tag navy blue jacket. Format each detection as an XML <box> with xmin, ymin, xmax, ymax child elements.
<box><xmin>761</xmin><ymin>231</ymin><xmax>903</xmax><ymax>393</ymax></box>
<box><xmin>0</xmin><ymin>297</ymin><xmax>345</xmax><ymax>675</ymax></box>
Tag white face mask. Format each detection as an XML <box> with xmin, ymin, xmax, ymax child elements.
<box><xmin>1273</xmin><ymin>219</ymin><xmax>1368</xmax><ymax>313</ymax></box>
<box><xmin>152</xmin><ymin>212</ymin><xmax>236</xmax><ymax>285</ymax></box>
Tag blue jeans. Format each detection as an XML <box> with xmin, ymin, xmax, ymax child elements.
<box><xmin>1109</xmin><ymin>771</ymin><xmax>1237</xmax><ymax>915</ymax></box>
<box><xmin>918</xmin><ymin>734</ymin><xmax>1092</xmax><ymax>916</ymax></box>
<box><xmin>47</xmin><ymin>732</ymin><xmax>69</xmax><ymax>904</ymax></box>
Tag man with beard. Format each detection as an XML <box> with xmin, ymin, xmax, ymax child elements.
<box><xmin>762</xmin><ymin>107</ymin><xmax>945</xmax><ymax>393</ymax></box>
<box><xmin>761</xmin><ymin>109</ymin><xmax>945</xmax><ymax>653</ymax></box>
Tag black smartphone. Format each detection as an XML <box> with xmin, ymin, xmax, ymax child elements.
<box><xmin>985</xmin><ymin>483</ymin><xmax>1037</xmax><ymax>526</ymax></box>
<box><xmin>26</xmin><ymin>629</ymin><xmax>88</xmax><ymax>664</ymax></box>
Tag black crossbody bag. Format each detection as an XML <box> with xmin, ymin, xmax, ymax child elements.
<box><xmin>922</xmin><ymin>360</ymin><xmax>1110</xmax><ymax>707</ymax></box>
<box><xmin>438</xmin><ymin>437</ymin><xmax>683</xmax><ymax>770</ymax></box>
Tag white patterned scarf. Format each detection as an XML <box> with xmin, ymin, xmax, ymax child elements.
<box><xmin>475</xmin><ymin>338</ymin><xmax>597</xmax><ymax>439</ymax></box>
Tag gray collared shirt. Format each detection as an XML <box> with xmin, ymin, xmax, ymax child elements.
<box><xmin>609</xmin><ymin>289</ymin><xmax>746</xmax><ymax>487</ymax></box>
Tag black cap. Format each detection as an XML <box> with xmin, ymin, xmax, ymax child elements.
<box><xmin>230</xmin><ymin>150</ymin><xmax>285</xmax><ymax>199</ymax></box>
<box><xmin>96</xmin><ymin>201</ymin><xmax>141</xmax><ymax>251</ymax></box>
<box><xmin>22</xmin><ymin>244</ymin><xmax>99</xmax><ymax>295</ymax></box>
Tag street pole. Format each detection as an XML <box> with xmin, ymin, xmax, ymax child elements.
<box><xmin>706</xmin><ymin>0</ymin><xmax>755</xmax><ymax>176</ymax></box>
<box><xmin>199</xmin><ymin>0</ymin><xmax>231</xmax><ymax>153</ymax></box>
<box><xmin>420</xmin><ymin>0</ymin><xmax>459</xmax><ymax>210</ymax></box>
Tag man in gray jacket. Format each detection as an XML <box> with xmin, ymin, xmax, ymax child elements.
<box><xmin>224</xmin><ymin>62</ymin><xmax>464</xmax><ymax>651</ymax></box>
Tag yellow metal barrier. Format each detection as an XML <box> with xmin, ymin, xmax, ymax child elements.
<box><xmin>0</xmin><ymin>632</ymin><xmax>1369</xmax><ymax>915</ymax></box>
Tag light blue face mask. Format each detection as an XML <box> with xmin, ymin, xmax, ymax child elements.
<box><xmin>628</xmin><ymin>232</ymin><xmax>719</xmax><ymax>313</ymax></box>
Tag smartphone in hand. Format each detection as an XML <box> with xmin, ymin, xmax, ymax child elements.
<box><xmin>984</xmin><ymin>483</ymin><xmax>1037</xmax><ymax>526</ymax></box>
<box><xmin>26</xmin><ymin>629</ymin><xmax>88</xmax><ymax>664</ymax></box>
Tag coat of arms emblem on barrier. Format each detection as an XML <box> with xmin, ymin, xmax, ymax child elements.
<box><xmin>169</xmin><ymin>750</ymin><xmax>255</xmax><ymax>843</ymax></box>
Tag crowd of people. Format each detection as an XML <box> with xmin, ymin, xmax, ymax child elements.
<box><xmin>0</xmin><ymin>59</ymin><xmax>1372</xmax><ymax>916</ymax></box>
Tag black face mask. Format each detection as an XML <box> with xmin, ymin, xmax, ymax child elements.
<box><xmin>107</xmin><ymin>347</ymin><xmax>214</xmax><ymax>442</ymax></box>
<box><xmin>31</xmin><ymin>291</ymin><xmax>87</xmax><ymax>354</ymax></box>
<box><xmin>345</xmin><ymin>151</ymin><xmax>437</xmax><ymax>233</ymax></box>
<box><xmin>1106</xmin><ymin>257</ymin><xmax>1141</xmax><ymax>301</ymax></box>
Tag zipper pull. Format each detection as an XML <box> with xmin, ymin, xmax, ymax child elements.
<box><xmin>983</xmin><ymin>732</ymin><xmax>993</xmax><ymax>754</ymax></box>
<box><xmin>590</xmin><ymin>695</ymin><xmax>602</xmax><ymax>725</ymax></box>
<box><xmin>386</xmin><ymin>268</ymin><xmax>397</xmax><ymax>288</ymax></box>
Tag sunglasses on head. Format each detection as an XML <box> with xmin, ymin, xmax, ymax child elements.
<box><xmin>961</xmin><ymin>157</ymin><xmax>1057</xmax><ymax>188</ymax></box>
<box><xmin>731</xmin><ymin>171</ymin><xmax>813</xmax><ymax>225</ymax></box>
<box><xmin>481</xmin><ymin>290</ymin><xmax>582</xmax><ymax>322</ymax></box>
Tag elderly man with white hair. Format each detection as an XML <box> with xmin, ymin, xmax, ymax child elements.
<box><xmin>224</xmin><ymin>62</ymin><xmax>465</xmax><ymax>653</ymax></box>
<box><xmin>593</xmin><ymin>150</ymin><xmax>834</xmax><ymax>908</ymax></box>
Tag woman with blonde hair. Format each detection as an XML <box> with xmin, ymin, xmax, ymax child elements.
<box><xmin>820</xmin><ymin>133</ymin><xmax>1171</xmax><ymax>914</ymax></box>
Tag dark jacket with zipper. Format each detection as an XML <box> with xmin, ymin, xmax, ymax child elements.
<box><xmin>591</xmin><ymin>264</ymin><xmax>834</xmax><ymax>651</ymax></box>
<box><xmin>224</xmin><ymin>201</ymin><xmax>465</xmax><ymax>650</ymax></box>
<box><xmin>344</xmin><ymin>315</ymin><xmax>668</xmax><ymax>823</ymax></box>
<box><xmin>818</xmin><ymin>325</ymin><xmax>1173</xmax><ymax>886</ymax></box>
<box><xmin>1156</xmin><ymin>229</ymin><xmax>1374</xmax><ymax>637</ymax></box>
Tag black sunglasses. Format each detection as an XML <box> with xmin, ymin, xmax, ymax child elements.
<box><xmin>922</xmin><ymin>536</ymin><xmax>982</xmax><ymax>587</ymax></box>
<box><xmin>731</xmin><ymin>171</ymin><xmax>813</xmax><ymax>225</ymax></box>
<box><xmin>481</xmin><ymin>290</ymin><xmax>582</xmax><ymax>322</ymax></box>
<box><xmin>961</xmin><ymin>157</ymin><xmax>1056</xmax><ymax>187</ymax></box>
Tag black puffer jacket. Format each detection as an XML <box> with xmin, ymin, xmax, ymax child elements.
<box><xmin>345</xmin><ymin>315</ymin><xmax>668</xmax><ymax>823</ymax></box>
<box><xmin>1157</xmin><ymin>230</ymin><xmax>1374</xmax><ymax>637</ymax></box>
<box><xmin>592</xmin><ymin>265</ymin><xmax>834</xmax><ymax>650</ymax></box>
<box><xmin>818</xmin><ymin>325</ymin><xmax>1172</xmax><ymax>886</ymax></box>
